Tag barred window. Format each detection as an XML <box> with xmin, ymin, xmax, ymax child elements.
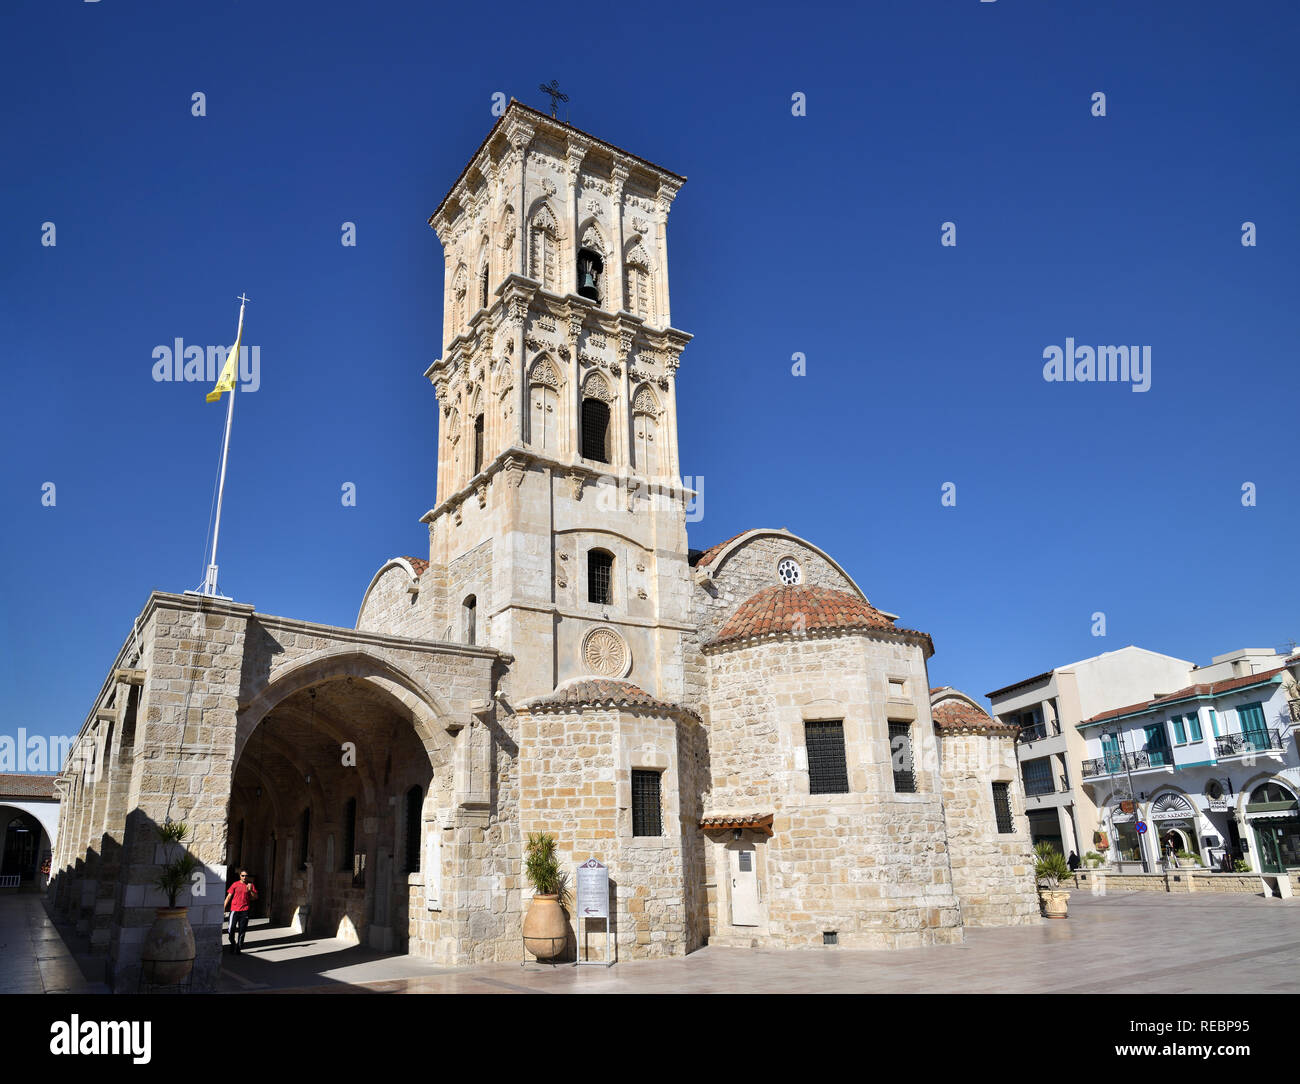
<box><xmin>581</xmin><ymin>398</ymin><xmax>610</xmax><ymax>462</ymax></box>
<box><xmin>805</xmin><ymin>720</ymin><xmax>849</xmax><ymax>795</ymax></box>
<box><xmin>992</xmin><ymin>782</ymin><xmax>1014</xmax><ymax>833</ymax></box>
<box><xmin>889</xmin><ymin>722</ymin><xmax>915</xmax><ymax>793</ymax></box>
<box><xmin>588</xmin><ymin>549</ymin><xmax>613</xmax><ymax>605</ymax></box>
<box><xmin>632</xmin><ymin>770</ymin><xmax>662</xmax><ymax>836</ymax></box>
<box><xmin>473</xmin><ymin>414</ymin><xmax>485</xmax><ymax>475</ymax></box>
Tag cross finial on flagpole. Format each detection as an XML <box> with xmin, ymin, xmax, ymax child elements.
<box><xmin>236</xmin><ymin>293</ymin><xmax>251</xmax><ymax>305</ymax></box>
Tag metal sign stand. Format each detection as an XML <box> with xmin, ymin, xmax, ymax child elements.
<box><xmin>574</xmin><ymin>857</ymin><xmax>614</xmax><ymax>968</ymax></box>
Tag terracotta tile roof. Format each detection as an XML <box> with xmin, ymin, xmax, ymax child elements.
<box><xmin>1081</xmin><ymin>665</ymin><xmax>1290</xmax><ymax>726</ymax></box>
<box><xmin>0</xmin><ymin>773</ymin><xmax>59</xmax><ymax>799</ymax></box>
<box><xmin>524</xmin><ymin>678</ymin><xmax>700</xmax><ymax>720</ymax></box>
<box><xmin>932</xmin><ymin>699</ymin><xmax>1017</xmax><ymax>736</ymax></box>
<box><xmin>402</xmin><ymin>556</ymin><xmax>429</xmax><ymax>576</ymax></box>
<box><xmin>690</xmin><ymin>531</ymin><xmax>750</xmax><ymax>568</ymax></box>
<box><xmin>700</xmin><ymin>813</ymin><xmax>775</xmax><ymax>837</ymax></box>
<box><xmin>705</xmin><ymin>585</ymin><xmax>932</xmax><ymax>653</ymax></box>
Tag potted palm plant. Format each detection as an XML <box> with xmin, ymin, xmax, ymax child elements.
<box><xmin>1035</xmin><ymin>841</ymin><xmax>1072</xmax><ymax>919</ymax></box>
<box><xmin>141</xmin><ymin>820</ymin><xmax>200</xmax><ymax>985</ymax></box>
<box><xmin>522</xmin><ymin>832</ymin><xmax>570</xmax><ymax>960</ymax></box>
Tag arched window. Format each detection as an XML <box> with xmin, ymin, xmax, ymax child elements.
<box><xmin>577</xmin><ymin>248</ymin><xmax>603</xmax><ymax>304</ymax></box>
<box><xmin>632</xmin><ymin>385</ymin><xmax>660</xmax><ymax>476</ymax></box>
<box><xmin>479</xmin><ymin>263</ymin><xmax>490</xmax><ymax>310</ymax></box>
<box><xmin>463</xmin><ymin>595</ymin><xmax>477</xmax><ymax>645</ymax></box>
<box><xmin>1250</xmin><ymin>781</ymin><xmax>1296</xmax><ymax>804</ymax></box>
<box><xmin>529</xmin><ymin>207</ymin><xmax>559</xmax><ymax>292</ymax></box>
<box><xmin>588</xmin><ymin>549</ymin><xmax>613</xmax><ymax>605</ymax></box>
<box><xmin>404</xmin><ymin>786</ymin><xmax>423</xmax><ymax>873</ymax></box>
<box><xmin>529</xmin><ymin>358</ymin><xmax>561</xmax><ymax>452</ymax></box>
<box><xmin>473</xmin><ymin>414</ymin><xmax>485</xmax><ymax>475</ymax></box>
<box><xmin>341</xmin><ymin>797</ymin><xmax>356</xmax><ymax>871</ymax></box>
<box><xmin>581</xmin><ymin>398</ymin><xmax>610</xmax><ymax>463</ymax></box>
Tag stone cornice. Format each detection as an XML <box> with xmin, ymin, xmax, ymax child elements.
<box><xmin>701</xmin><ymin>623</ymin><xmax>935</xmax><ymax>659</ymax></box>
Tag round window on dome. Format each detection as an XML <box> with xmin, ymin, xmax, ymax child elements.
<box><xmin>777</xmin><ymin>557</ymin><xmax>802</xmax><ymax>585</ymax></box>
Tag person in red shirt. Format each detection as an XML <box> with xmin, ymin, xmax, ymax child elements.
<box><xmin>223</xmin><ymin>869</ymin><xmax>258</xmax><ymax>954</ymax></box>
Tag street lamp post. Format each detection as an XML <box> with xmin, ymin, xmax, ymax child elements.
<box><xmin>1102</xmin><ymin>728</ymin><xmax>1149</xmax><ymax>873</ymax></box>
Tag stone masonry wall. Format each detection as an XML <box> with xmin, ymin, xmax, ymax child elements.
<box><xmin>703</xmin><ymin>633</ymin><xmax>961</xmax><ymax>949</ymax></box>
<box><xmin>938</xmin><ymin>731</ymin><xmax>1039</xmax><ymax>927</ymax></box>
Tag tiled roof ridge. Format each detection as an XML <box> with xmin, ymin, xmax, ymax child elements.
<box><xmin>705</xmin><ymin>584</ymin><xmax>931</xmax><ymax>653</ymax></box>
<box><xmin>0</xmin><ymin>773</ymin><xmax>60</xmax><ymax>798</ymax></box>
<box><xmin>525</xmin><ymin>677</ymin><xmax>700</xmax><ymax>721</ymax></box>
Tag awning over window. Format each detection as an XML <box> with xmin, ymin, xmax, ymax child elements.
<box><xmin>699</xmin><ymin>813</ymin><xmax>774</xmax><ymax>837</ymax></box>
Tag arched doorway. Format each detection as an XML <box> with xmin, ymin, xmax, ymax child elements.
<box><xmin>1149</xmin><ymin>792</ymin><xmax>1197</xmax><ymax>865</ymax></box>
<box><xmin>227</xmin><ymin>669</ymin><xmax>446</xmax><ymax>960</ymax></box>
<box><xmin>0</xmin><ymin>809</ymin><xmax>48</xmax><ymax>888</ymax></box>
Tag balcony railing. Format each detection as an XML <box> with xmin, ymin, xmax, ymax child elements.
<box><xmin>1215</xmin><ymin>729</ymin><xmax>1282</xmax><ymax>758</ymax></box>
<box><xmin>1081</xmin><ymin>750</ymin><xmax>1171</xmax><ymax>777</ymax></box>
<box><xmin>1017</xmin><ymin>721</ymin><xmax>1061</xmax><ymax>744</ymax></box>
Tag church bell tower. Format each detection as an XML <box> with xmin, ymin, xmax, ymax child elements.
<box><xmin>423</xmin><ymin>99</ymin><xmax>694</xmax><ymax>702</ymax></box>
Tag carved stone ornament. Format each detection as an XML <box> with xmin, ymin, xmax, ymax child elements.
<box><xmin>582</xmin><ymin>371</ymin><xmax>614</xmax><ymax>403</ymax></box>
<box><xmin>476</xmin><ymin>483</ymin><xmax>488</xmax><ymax>509</ymax></box>
<box><xmin>637</xmin><ymin>588</ymin><xmax>648</xmax><ymax>600</ymax></box>
<box><xmin>589</xmin><ymin>332</ymin><xmax>607</xmax><ymax>350</ymax></box>
<box><xmin>539</xmin><ymin>314</ymin><xmax>556</xmax><ymax>332</ymax></box>
<box><xmin>558</xmin><ymin>552</ymin><xmax>569</xmax><ymax>561</ymax></box>
<box><xmin>617</xmin><ymin>330</ymin><xmax>634</xmax><ymax>359</ymax></box>
<box><xmin>530</xmin><ymin>357</ymin><xmax>561</xmax><ymax>389</ymax></box>
<box><xmin>632</xmin><ymin>216</ymin><xmax>649</xmax><ymax>234</ymax></box>
<box><xmin>582</xmin><ymin>626</ymin><xmax>631</xmax><ymax>679</ymax></box>
<box><xmin>580</xmin><ymin>223</ymin><xmax>606</xmax><ymax>255</ymax></box>
<box><xmin>578</xmin><ymin>351</ymin><xmax>603</xmax><ymax>368</ymax></box>
<box><xmin>586</xmin><ymin>198</ymin><xmax>602</xmax><ymax>218</ymax></box>
<box><xmin>636</xmin><ymin>562</ymin><xmax>646</xmax><ymax>572</ymax></box>
<box><xmin>567</xmin><ymin>471</ymin><xmax>585</xmax><ymax>501</ymax></box>
<box><xmin>632</xmin><ymin>385</ymin><xmax>660</xmax><ymax>417</ymax></box>
<box><xmin>452</xmin><ymin>502</ymin><xmax>463</xmax><ymax>527</ymax></box>
<box><xmin>542</xmin><ymin>177</ymin><xmax>557</xmax><ymax>196</ymax></box>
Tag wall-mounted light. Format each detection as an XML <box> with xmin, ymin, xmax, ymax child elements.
<box><xmin>732</xmin><ymin>828</ymin><xmax>742</xmax><ymax>841</ymax></box>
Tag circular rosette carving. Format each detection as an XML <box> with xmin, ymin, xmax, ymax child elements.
<box><xmin>582</xmin><ymin>626</ymin><xmax>630</xmax><ymax>678</ymax></box>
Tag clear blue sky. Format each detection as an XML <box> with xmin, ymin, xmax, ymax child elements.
<box><xmin>2</xmin><ymin>0</ymin><xmax>1297</xmax><ymax>759</ymax></box>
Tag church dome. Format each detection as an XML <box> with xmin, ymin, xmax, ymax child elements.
<box><xmin>930</xmin><ymin>689</ymin><xmax>1017</xmax><ymax>735</ymax></box>
<box><xmin>706</xmin><ymin>584</ymin><xmax>914</xmax><ymax>650</ymax></box>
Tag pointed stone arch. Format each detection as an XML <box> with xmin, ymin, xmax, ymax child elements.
<box><xmin>579</xmin><ymin>219</ymin><xmax>607</xmax><ymax>257</ymax></box>
<box><xmin>582</xmin><ymin>370</ymin><xmax>615</xmax><ymax>403</ymax></box>
<box><xmin>631</xmin><ymin>382</ymin><xmax>661</xmax><ymax>417</ymax></box>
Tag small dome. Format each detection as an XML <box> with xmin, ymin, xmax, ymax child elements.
<box><xmin>707</xmin><ymin>585</ymin><xmax>906</xmax><ymax>650</ymax></box>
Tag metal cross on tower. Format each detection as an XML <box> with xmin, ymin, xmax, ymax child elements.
<box><xmin>538</xmin><ymin>80</ymin><xmax>568</xmax><ymax>118</ymax></box>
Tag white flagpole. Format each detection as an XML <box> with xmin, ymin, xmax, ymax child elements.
<box><xmin>201</xmin><ymin>295</ymin><xmax>247</xmax><ymax>597</ymax></box>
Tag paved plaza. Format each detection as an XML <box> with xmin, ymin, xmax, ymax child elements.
<box><xmin>4</xmin><ymin>889</ymin><xmax>1295</xmax><ymax>995</ymax></box>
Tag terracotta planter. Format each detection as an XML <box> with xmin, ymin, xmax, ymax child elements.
<box><xmin>1039</xmin><ymin>889</ymin><xmax>1070</xmax><ymax>919</ymax></box>
<box><xmin>522</xmin><ymin>894</ymin><xmax>567</xmax><ymax>959</ymax></box>
<box><xmin>140</xmin><ymin>907</ymin><xmax>195</xmax><ymax>985</ymax></box>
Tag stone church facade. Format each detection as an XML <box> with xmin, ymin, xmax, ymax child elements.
<box><xmin>48</xmin><ymin>101</ymin><xmax>1037</xmax><ymax>990</ymax></box>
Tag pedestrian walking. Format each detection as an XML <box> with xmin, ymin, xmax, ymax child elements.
<box><xmin>223</xmin><ymin>869</ymin><xmax>258</xmax><ymax>954</ymax></box>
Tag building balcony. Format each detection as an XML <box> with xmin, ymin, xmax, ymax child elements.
<box><xmin>1017</xmin><ymin>721</ymin><xmax>1062</xmax><ymax>745</ymax></box>
<box><xmin>1214</xmin><ymin>729</ymin><xmax>1283</xmax><ymax>759</ymax></box>
<box><xmin>1081</xmin><ymin>750</ymin><xmax>1173</xmax><ymax>778</ymax></box>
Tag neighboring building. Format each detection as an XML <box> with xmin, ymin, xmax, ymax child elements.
<box><xmin>986</xmin><ymin>647</ymin><xmax>1196</xmax><ymax>859</ymax></box>
<box><xmin>1</xmin><ymin>774</ymin><xmax>59</xmax><ymax>891</ymax></box>
<box><xmin>48</xmin><ymin>101</ymin><xmax>1040</xmax><ymax>992</ymax></box>
<box><xmin>1077</xmin><ymin>649</ymin><xmax>1300</xmax><ymax>878</ymax></box>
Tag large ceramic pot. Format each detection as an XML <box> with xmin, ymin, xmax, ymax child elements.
<box><xmin>1039</xmin><ymin>889</ymin><xmax>1070</xmax><ymax>919</ymax></box>
<box><xmin>140</xmin><ymin>907</ymin><xmax>196</xmax><ymax>985</ymax></box>
<box><xmin>522</xmin><ymin>894</ymin><xmax>567</xmax><ymax>959</ymax></box>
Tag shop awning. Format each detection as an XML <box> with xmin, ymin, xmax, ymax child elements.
<box><xmin>700</xmin><ymin>813</ymin><xmax>774</xmax><ymax>837</ymax></box>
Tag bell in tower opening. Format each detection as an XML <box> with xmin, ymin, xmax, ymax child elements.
<box><xmin>577</xmin><ymin>249</ymin><xmax>603</xmax><ymax>304</ymax></box>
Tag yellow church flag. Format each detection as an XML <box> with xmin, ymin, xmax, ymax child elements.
<box><xmin>206</xmin><ymin>299</ymin><xmax>246</xmax><ymax>403</ymax></box>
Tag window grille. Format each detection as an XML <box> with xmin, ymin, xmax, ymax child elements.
<box><xmin>1022</xmin><ymin>757</ymin><xmax>1054</xmax><ymax>796</ymax></box>
<box><xmin>632</xmin><ymin>770</ymin><xmax>662</xmax><ymax>836</ymax></box>
<box><xmin>992</xmin><ymin>782</ymin><xmax>1014</xmax><ymax>833</ymax></box>
<box><xmin>588</xmin><ymin>550</ymin><xmax>613</xmax><ymax>605</ymax></box>
<box><xmin>805</xmin><ymin>720</ymin><xmax>849</xmax><ymax>794</ymax></box>
<box><xmin>889</xmin><ymin>722</ymin><xmax>915</xmax><ymax>793</ymax></box>
<box><xmin>581</xmin><ymin>398</ymin><xmax>610</xmax><ymax>462</ymax></box>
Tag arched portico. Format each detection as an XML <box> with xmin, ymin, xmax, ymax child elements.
<box><xmin>229</xmin><ymin>654</ymin><xmax>456</xmax><ymax>958</ymax></box>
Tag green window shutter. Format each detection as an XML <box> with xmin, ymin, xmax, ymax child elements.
<box><xmin>1239</xmin><ymin>702</ymin><xmax>1268</xmax><ymax>749</ymax></box>
<box><xmin>1209</xmin><ymin>709</ymin><xmax>1219</xmax><ymax>737</ymax></box>
<box><xmin>1171</xmin><ymin>717</ymin><xmax>1186</xmax><ymax>744</ymax></box>
<box><xmin>1187</xmin><ymin>712</ymin><xmax>1202</xmax><ymax>742</ymax></box>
